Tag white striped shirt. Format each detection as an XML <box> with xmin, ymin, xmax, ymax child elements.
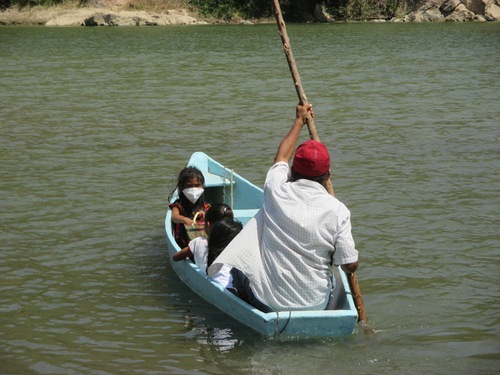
<box><xmin>209</xmin><ymin>162</ymin><xmax>358</xmax><ymax>311</ymax></box>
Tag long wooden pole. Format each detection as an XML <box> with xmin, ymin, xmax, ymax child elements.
<box><xmin>271</xmin><ymin>0</ymin><xmax>367</xmax><ymax>326</ymax></box>
<box><xmin>271</xmin><ymin>0</ymin><xmax>334</xmax><ymax>197</ymax></box>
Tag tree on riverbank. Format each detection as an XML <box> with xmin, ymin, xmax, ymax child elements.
<box><xmin>0</xmin><ymin>0</ymin><xmax>425</xmax><ymax>21</ymax></box>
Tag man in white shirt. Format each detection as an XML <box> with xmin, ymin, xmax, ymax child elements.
<box><xmin>208</xmin><ymin>104</ymin><xmax>359</xmax><ymax>311</ymax></box>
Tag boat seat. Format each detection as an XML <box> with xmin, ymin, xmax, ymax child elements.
<box><xmin>203</xmin><ymin>172</ymin><xmax>234</xmax><ymax>188</ymax></box>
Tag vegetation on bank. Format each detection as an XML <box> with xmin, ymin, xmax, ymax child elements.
<box><xmin>0</xmin><ymin>0</ymin><xmax>424</xmax><ymax>21</ymax></box>
<box><xmin>189</xmin><ymin>0</ymin><xmax>423</xmax><ymax>21</ymax></box>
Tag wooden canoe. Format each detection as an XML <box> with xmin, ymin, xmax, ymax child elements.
<box><xmin>165</xmin><ymin>152</ymin><xmax>358</xmax><ymax>337</ymax></box>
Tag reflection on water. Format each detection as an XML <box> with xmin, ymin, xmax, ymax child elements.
<box><xmin>0</xmin><ymin>23</ymin><xmax>499</xmax><ymax>374</ymax></box>
<box><xmin>195</xmin><ymin>327</ymin><xmax>240</xmax><ymax>353</ymax></box>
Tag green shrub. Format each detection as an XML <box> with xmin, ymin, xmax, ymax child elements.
<box><xmin>189</xmin><ymin>0</ymin><xmax>273</xmax><ymax>19</ymax></box>
<box><xmin>124</xmin><ymin>0</ymin><xmax>190</xmax><ymax>12</ymax></box>
<box><xmin>327</xmin><ymin>0</ymin><xmax>405</xmax><ymax>20</ymax></box>
<box><xmin>1</xmin><ymin>0</ymin><xmax>67</xmax><ymax>9</ymax></box>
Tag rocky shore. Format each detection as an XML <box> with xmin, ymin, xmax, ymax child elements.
<box><xmin>400</xmin><ymin>0</ymin><xmax>500</xmax><ymax>21</ymax></box>
<box><xmin>1</xmin><ymin>0</ymin><xmax>499</xmax><ymax>26</ymax></box>
<box><xmin>314</xmin><ymin>0</ymin><xmax>500</xmax><ymax>23</ymax></box>
<box><xmin>49</xmin><ymin>8</ymin><xmax>202</xmax><ymax>26</ymax></box>
<box><xmin>0</xmin><ymin>5</ymin><xmax>208</xmax><ymax>26</ymax></box>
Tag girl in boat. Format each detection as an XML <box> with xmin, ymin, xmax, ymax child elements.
<box><xmin>169</xmin><ymin>166</ymin><xmax>210</xmax><ymax>248</ymax></box>
<box><xmin>206</xmin><ymin>217</ymin><xmax>243</xmax><ymax>292</ymax></box>
<box><xmin>172</xmin><ymin>204</ymin><xmax>233</xmax><ymax>272</ymax></box>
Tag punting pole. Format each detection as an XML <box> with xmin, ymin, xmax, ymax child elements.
<box><xmin>271</xmin><ymin>0</ymin><xmax>368</xmax><ymax>326</ymax></box>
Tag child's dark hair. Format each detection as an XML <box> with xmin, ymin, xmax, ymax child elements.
<box><xmin>207</xmin><ymin>218</ymin><xmax>243</xmax><ymax>269</ymax></box>
<box><xmin>169</xmin><ymin>166</ymin><xmax>206</xmax><ymax>215</ymax></box>
<box><xmin>205</xmin><ymin>203</ymin><xmax>233</xmax><ymax>225</ymax></box>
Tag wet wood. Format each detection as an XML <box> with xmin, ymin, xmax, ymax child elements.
<box><xmin>348</xmin><ymin>272</ymin><xmax>368</xmax><ymax>325</ymax></box>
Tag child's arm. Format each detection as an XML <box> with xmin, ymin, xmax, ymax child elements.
<box><xmin>173</xmin><ymin>246</ymin><xmax>193</xmax><ymax>262</ymax></box>
<box><xmin>171</xmin><ymin>206</ymin><xmax>193</xmax><ymax>225</ymax></box>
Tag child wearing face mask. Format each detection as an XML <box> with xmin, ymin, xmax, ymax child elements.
<box><xmin>169</xmin><ymin>166</ymin><xmax>210</xmax><ymax>248</ymax></box>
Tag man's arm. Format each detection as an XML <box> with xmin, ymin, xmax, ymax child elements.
<box><xmin>274</xmin><ymin>104</ymin><xmax>313</xmax><ymax>164</ymax></box>
<box><xmin>341</xmin><ymin>261</ymin><xmax>358</xmax><ymax>274</ymax></box>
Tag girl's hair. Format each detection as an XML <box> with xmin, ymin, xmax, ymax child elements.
<box><xmin>169</xmin><ymin>166</ymin><xmax>206</xmax><ymax>215</ymax></box>
<box><xmin>205</xmin><ymin>203</ymin><xmax>233</xmax><ymax>225</ymax></box>
<box><xmin>207</xmin><ymin>218</ymin><xmax>242</xmax><ymax>269</ymax></box>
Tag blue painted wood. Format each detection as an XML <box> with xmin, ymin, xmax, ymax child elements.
<box><xmin>165</xmin><ymin>152</ymin><xmax>358</xmax><ymax>337</ymax></box>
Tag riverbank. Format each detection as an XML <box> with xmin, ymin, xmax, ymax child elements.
<box><xmin>0</xmin><ymin>1</ymin><xmax>273</xmax><ymax>26</ymax></box>
<box><xmin>1</xmin><ymin>0</ymin><xmax>499</xmax><ymax>25</ymax></box>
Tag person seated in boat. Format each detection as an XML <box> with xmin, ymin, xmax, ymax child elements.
<box><xmin>208</xmin><ymin>104</ymin><xmax>359</xmax><ymax>312</ymax></box>
<box><xmin>172</xmin><ymin>204</ymin><xmax>233</xmax><ymax>272</ymax></box>
<box><xmin>206</xmin><ymin>217</ymin><xmax>243</xmax><ymax>292</ymax></box>
<box><xmin>169</xmin><ymin>166</ymin><xmax>210</xmax><ymax>248</ymax></box>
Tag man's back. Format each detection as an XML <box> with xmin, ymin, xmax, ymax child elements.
<box><xmin>208</xmin><ymin>104</ymin><xmax>359</xmax><ymax>312</ymax></box>
<box><xmin>254</xmin><ymin>161</ymin><xmax>356</xmax><ymax>310</ymax></box>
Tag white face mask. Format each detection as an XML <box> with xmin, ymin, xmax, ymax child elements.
<box><xmin>182</xmin><ymin>187</ymin><xmax>204</xmax><ymax>204</ymax></box>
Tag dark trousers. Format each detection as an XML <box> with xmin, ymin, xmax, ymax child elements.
<box><xmin>230</xmin><ymin>268</ymin><xmax>274</xmax><ymax>313</ymax></box>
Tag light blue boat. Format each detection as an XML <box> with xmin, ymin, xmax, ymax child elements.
<box><xmin>165</xmin><ymin>152</ymin><xmax>358</xmax><ymax>337</ymax></box>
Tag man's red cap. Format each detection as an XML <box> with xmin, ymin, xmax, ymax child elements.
<box><xmin>292</xmin><ymin>140</ymin><xmax>330</xmax><ymax>177</ymax></box>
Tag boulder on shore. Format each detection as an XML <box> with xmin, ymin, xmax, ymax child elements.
<box><xmin>44</xmin><ymin>9</ymin><xmax>94</xmax><ymax>26</ymax></box>
<box><xmin>440</xmin><ymin>0</ymin><xmax>461</xmax><ymax>13</ymax></box>
<box><xmin>484</xmin><ymin>2</ymin><xmax>500</xmax><ymax>19</ymax></box>
<box><xmin>445</xmin><ymin>3</ymin><xmax>476</xmax><ymax>20</ymax></box>
<box><xmin>462</xmin><ymin>0</ymin><xmax>492</xmax><ymax>14</ymax></box>
<box><xmin>45</xmin><ymin>9</ymin><xmax>198</xmax><ymax>26</ymax></box>
<box><xmin>399</xmin><ymin>0</ymin><xmax>500</xmax><ymax>21</ymax></box>
<box><xmin>410</xmin><ymin>1</ymin><xmax>445</xmax><ymax>21</ymax></box>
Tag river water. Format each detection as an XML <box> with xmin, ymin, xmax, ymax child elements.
<box><xmin>1</xmin><ymin>22</ymin><xmax>499</xmax><ymax>374</ymax></box>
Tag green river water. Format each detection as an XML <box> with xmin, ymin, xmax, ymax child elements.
<box><xmin>1</xmin><ymin>22</ymin><xmax>499</xmax><ymax>374</ymax></box>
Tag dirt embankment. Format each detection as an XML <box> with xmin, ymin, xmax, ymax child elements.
<box><xmin>0</xmin><ymin>0</ymin><xmax>271</xmax><ymax>25</ymax></box>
